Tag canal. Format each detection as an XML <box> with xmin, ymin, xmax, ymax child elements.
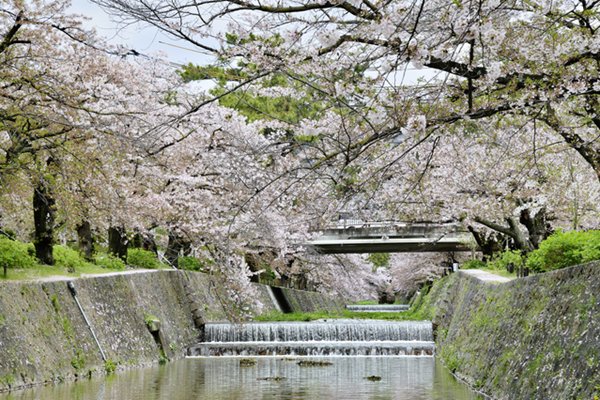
<box><xmin>0</xmin><ymin>356</ymin><xmax>483</xmax><ymax>399</ymax></box>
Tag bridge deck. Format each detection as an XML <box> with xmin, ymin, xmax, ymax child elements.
<box><xmin>309</xmin><ymin>237</ymin><xmax>472</xmax><ymax>254</ymax></box>
<box><xmin>308</xmin><ymin>224</ymin><xmax>473</xmax><ymax>254</ymax></box>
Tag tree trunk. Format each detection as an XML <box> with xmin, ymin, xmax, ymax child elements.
<box><xmin>295</xmin><ymin>274</ymin><xmax>308</xmax><ymax>290</ymax></box>
<box><xmin>474</xmin><ymin>216</ymin><xmax>534</xmax><ymax>253</ymax></box>
<box><xmin>467</xmin><ymin>226</ymin><xmax>501</xmax><ymax>261</ymax></box>
<box><xmin>244</xmin><ymin>253</ymin><xmax>261</xmax><ymax>283</ymax></box>
<box><xmin>165</xmin><ymin>232</ymin><xmax>183</xmax><ymax>268</ymax></box>
<box><xmin>108</xmin><ymin>225</ymin><xmax>128</xmax><ymax>261</ymax></box>
<box><xmin>378</xmin><ymin>285</ymin><xmax>395</xmax><ymax>304</ymax></box>
<box><xmin>182</xmin><ymin>238</ymin><xmax>192</xmax><ymax>256</ymax></box>
<box><xmin>279</xmin><ymin>273</ymin><xmax>290</xmax><ymax>288</ymax></box>
<box><xmin>142</xmin><ymin>233</ymin><xmax>158</xmax><ymax>255</ymax></box>
<box><xmin>33</xmin><ymin>182</ymin><xmax>55</xmax><ymax>265</ymax></box>
<box><xmin>131</xmin><ymin>232</ymin><xmax>143</xmax><ymax>248</ymax></box>
<box><xmin>76</xmin><ymin>220</ymin><xmax>94</xmax><ymax>261</ymax></box>
<box><xmin>519</xmin><ymin>207</ymin><xmax>553</xmax><ymax>249</ymax></box>
<box><xmin>131</xmin><ymin>230</ymin><xmax>158</xmax><ymax>255</ymax></box>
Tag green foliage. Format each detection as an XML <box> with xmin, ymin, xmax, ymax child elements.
<box><xmin>0</xmin><ymin>373</ymin><xmax>15</xmax><ymax>387</ymax></box>
<box><xmin>293</xmin><ymin>134</ymin><xmax>320</xmax><ymax>143</ymax></box>
<box><xmin>211</xmin><ymin>83</ymin><xmax>321</xmax><ymax>123</ymax></box>
<box><xmin>261</xmin><ymin>266</ymin><xmax>277</xmax><ymax>281</ymax></box>
<box><xmin>179</xmin><ymin>256</ymin><xmax>206</xmax><ymax>271</ymax></box>
<box><xmin>70</xmin><ymin>350</ymin><xmax>86</xmax><ymax>371</ymax></box>
<box><xmin>127</xmin><ymin>249</ymin><xmax>162</xmax><ymax>269</ymax></box>
<box><xmin>367</xmin><ymin>253</ymin><xmax>390</xmax><ymax>269</ymax></box>
<box><xmin>463</xmin><ymin>259</ymin><xmax>487</xmax><ymax>270</ymax></box>
<box><xmin>349</xmin><ymin>300</ymin><xmax>379</xmax><ymax>305</ymax></box>
<box><xmin>54</xmin><ymin>245</ymin><xmax>89</xmax><ymax>270</ymax></box>
<box><xmin>60</xmin><ymin>317</ymin><xmax>73</xmax><ymax>339</ymax></box>
<box><xmin>179</xmin><ymin>62</ymin><xmax>323</xmax><ymax>124</ymax></box>
<box><xmin>487</xmin><ymin>250</ymin><xmax>525</xmax><ymax>272</ymax></box>
<box><xmin>158</xmin><ymin>353</ymin><xmax>168</xmax><ymax>365</ymax></box>
<box><xmin>143</xmin><ymin>313</ymin><xmax>159</xmax><ymax>325</ymax></box>
<box><xmin>254</xmin><ymin>309</ymin><xmax>426</xmax><ymax>322</ymax></box>
<box><xmin>526</xmin><ymin>230</ymin><xmax>600</xmax><ymax>272</ymax></box>
<box><xmin>104</xmin><ymin>360</ymin><xmax>116</xmax><ymax>373</ymax></box>
<box><xmin>50</xmin><ymin>294</ymin><xmax>60</xmax><ymax>312</ymax></box>
<box><xmin>1</xmin><ymin>230</ymin><xmax>15</xmax><ymax>239</ymax></box>
<box><xmin>178</xmin><ymin>62</ymin><xmax>247</xmax><ymax>84</ymax></box>
<box><xmin>0</xmin><ymin>237</ymin><xmax>37</xmax><ymax>269</ymax></box>
<box><xmin>95</xmin><ymin>253</ymin><xmax>126</xmax><ymax>270</ymax></box>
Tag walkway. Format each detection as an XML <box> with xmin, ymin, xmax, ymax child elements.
<box><xmin>32</xmin><ymin>268</ymin><xmax>173</xmax><ymax>283</ymax></box>
<box><xmin>457</xmin><ymin>269</ymin><xmax>512</xmax><ymax>283</ymax></box>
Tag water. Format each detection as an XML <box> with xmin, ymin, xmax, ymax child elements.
<box><xmin>203</xmin><ymin>320</ymin><xmax>433</xmax><ymax>342</ymax></box>
<box><xmin>0</xmin><ymin>320</ymin><xmax>483</xmax><ymax>399</ymax></box>
<box><xmin>346</xmin><ymin>305</ymin><xmax>410</xmax><ymax>312</ymax></box>
<box><xmin>191</xmin><ymin>340</ymin><xmax>435</xmax><ymax>356</ymax></box>
<box><xmin>193</xmin><ymin>320</ymin><xmax>434</xmax><ymax>356</ymax></box>
<box><xmin>0</xmin><ymin>357</ymin><xmax>483</xmax><ymax>400</ymax></box>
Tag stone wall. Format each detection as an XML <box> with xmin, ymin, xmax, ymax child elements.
<box><xmin>0</xmin><ymin>270</ymin><xmax>344</xmax><ymax>392</ymax></box>
<box><xmin>281</xmin><ymin>287</ymin><xmax>345</xmax><ymax>313</ymax></box>
<box><xmin>419</xmin><ymin>262</ymin><xmax>600</xmax><ymax>400</ymax></box>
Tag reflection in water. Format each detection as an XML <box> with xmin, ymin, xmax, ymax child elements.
<box><xmin>0</xmin><ymin>357</ymin><xmax>483</xmax><ymax>400</ymax></box>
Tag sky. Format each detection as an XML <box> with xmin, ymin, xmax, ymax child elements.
<box><xmin>70</xmin><ymin>0</ymin><xmax>213</xmax><ymax>67</ymax></box>
<box><xmin>70</xmin><ymin>0</ymin><xmax>441</xmax><ymax>85</ymax></box>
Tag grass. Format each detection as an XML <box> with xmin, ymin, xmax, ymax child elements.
<box><xmin>348</xmin><ymin>300</ymin><xmax>410</xmax><ymax>306</ymax></box>
<box><xmin>488</xmin><ymin>269</ymin><xmax>516</xmax><ymax>278</ymax></box>
<box><xmin>254</xmin><ymin>308</ymin><xmax>428</xmax><ymax>322</ymax></box>
<box><xmin>0</xmin><ymin>263</ymin><xmax>125</xmax><ymax>281</ymax></box>
<box><xmin>348</xmin><ymin>300</ymin><xmax>379</xmax><ymax>305</ymax></box>
<box><xmin>0</xmin><ymin>243</ymin><xmax>171</xmax><ymax>282</ymax></box>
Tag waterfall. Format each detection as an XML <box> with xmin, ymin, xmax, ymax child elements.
<box><xmin>346</xmin><ymin>305</ymin><xmax>410</xmax><ymax>312</ymax></box>
<box><xmin>204</xmin><ymin>320</ymin><xmax>432</xmax><ymax>342</ymax></box>
<box><xmin>188</xmin><ymin>320</ymin><xmax>435</xmax><ymax>357</ymax></box>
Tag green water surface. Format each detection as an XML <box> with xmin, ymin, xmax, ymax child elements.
<box><xmin>0</xmin><ymin>357</ymin><xmax>483</xmax><ymax>400</ymax></box>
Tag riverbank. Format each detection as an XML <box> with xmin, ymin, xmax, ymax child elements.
<box><xmin>417</xmin><ymin>263</ymin><xmax>600</xmax><ymax>400</ymax></box>
<box><xmin>0</xmin><ymin>270</ymin><xmax>344</xmax><ymax>392</ymax></box>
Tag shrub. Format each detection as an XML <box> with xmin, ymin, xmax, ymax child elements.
<box><xmin>104</xmin><ymin>360</ymin><xmax>116</xmax><ymax>373</ymax></box>
<box><xmin>0</xmin><ymin>237</ymin><xmax>38</xmax><ymax>269</ymax></box>
<box><xmin>127</xmin><ymin>248</ymin><xmax>162</xmax><ymax>269</ymax></box>
<box><xmin>462</xmin><ymin>259</ymin><xmax>486</xmax><ymax>270</ymax></box>
<box><xmin>262</xmin><ymin>266</ymin><xmax>277</xmax><ymax>281</ymax></box>
<box><xmin>54</xmin><ymin>245</ymin><xmax>89</xmax><ymax>270</ymax></box>
<box><xmin>578</xmin><ymin>232</ymin><xmax>600</xmax><ymax>264</ymax></box>
<box><xmin>487</xmin><ymin>250</ymin><xmax>525</xmax><ymax>272</ymax></box>
<box><xmin>526</xmin><ymin>230</ymin><xmax>600</xmax><ymax>272</ymax></box>
<box><xmin>95</xmin><ymin>253</ymin><xmax>126</xmax><ymax>270</ymax></box>
<box><xmin>179</xmin><ymin>256</ymin><xmax>205</xmax><ymax>271</ymax></box>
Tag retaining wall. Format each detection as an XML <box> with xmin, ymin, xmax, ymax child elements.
<box><xmin>420</xmin><ymin>262</ymin><xmax>600</xmax><ymax>400</ymax></box>
<box><xmin>0</xmin><ymin>270</ymin><xmax>344</xmax><ymax>392</ymax></box>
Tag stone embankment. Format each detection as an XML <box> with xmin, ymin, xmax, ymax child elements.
<box><xmin>419</xmin><ymin>263</ymin><xmax>600</xmax><ymax>400</ymax></box>
<box><xmin>0</xmin><ymin>270</ymin><xmax>343</xmax><ymax>392</ymax></box>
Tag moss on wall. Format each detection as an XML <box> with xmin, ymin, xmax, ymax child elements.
<box><xmin>0</xmin><ymin>270</ymin><xmax>342</xmax><ymax>393</ymax></box>
<box><xmin>420</xmin><ymin>262</ymin><xmax>600</xmax><ymax>400</ymax></box>
<box><xmin>281</xmin><ymin>287</ymin><xmax>345</xmax><ymax>313</ymax></box>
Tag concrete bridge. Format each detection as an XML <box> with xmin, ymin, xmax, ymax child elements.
<box><xmin>308</xmin><ymin>223</ymin><xmax>474</xmax><ymax>254</ymax></box>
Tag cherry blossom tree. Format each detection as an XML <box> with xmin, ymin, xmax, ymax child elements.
<box><xmin>0</xmin><ymin>0</ymin><xmax>187</xmax><ymax>263</ymax></box>
<box><xmin>6</xmin><ymin>0</ymin><xmax>589</xmax><ymax>304</ymax></box>
<box><xmin>90</xmin><ymin>0</ymin><xmax>600</xmax><ymax>220</ymax></box>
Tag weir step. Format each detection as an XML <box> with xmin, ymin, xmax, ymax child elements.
<box><xmin>204</xmin><ymin>320</ymin><xmax>433</xmax><ymax>342</ymax></box>
<box><xmin>190</xmin><ymin>320</ymin><xmax>435</xmax><ymax>357</ymax></box>
<box><xmin>346</xmin><ymin>305</ymin><xmax>410</xmax><ymax>312</ymax></box>
<box><xmin>188</xmin><ymin>341</ymin><xmax>435</xmax><ymax>357</ymax></box>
